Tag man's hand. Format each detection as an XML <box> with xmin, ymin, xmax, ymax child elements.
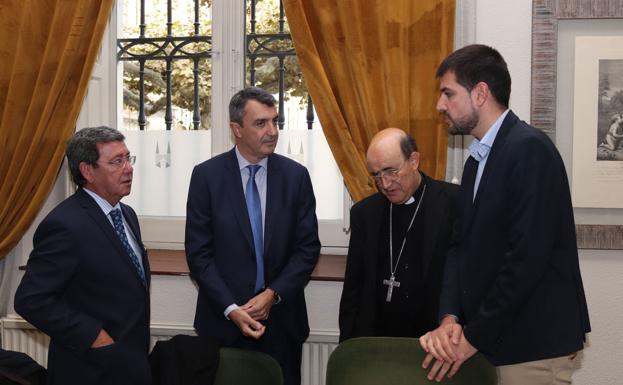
<box><xmin>422</xmin><ymin>333</ymin><xmax>478</xmax><ymax>382</ymax></box>
<box><xmin>419</xmin><ymin>315</ymin><xmax>462</xmax><ymax>362</ymax></box>
<box><xmin>241</xmin><ymin>288</ymin><xmax>276</xmax><ymax>321</ymax></box>
<box><xmin>229</xmin><ymin>308</ymin><xmax>266</xmax><ymax>339</ymax></box>
<box><xmin>91</xmin><ymin>329</ymin><xmax>114</xmax><ymax>348</ymax></box>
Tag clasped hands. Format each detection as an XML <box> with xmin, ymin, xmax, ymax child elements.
<box><xmin>229</xmin><ymin>288</ymin><xmax>277</xmax><ymax>340</ymax></box>
<box><xmin>419</xmin><ymin>316</ymin><xmax>478</xmax><ymax>382</ymax></box>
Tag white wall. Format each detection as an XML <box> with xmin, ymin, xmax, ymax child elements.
<box><xmin>576</xmin><ymin>250</ymin><xmax>623</xmax><ymax>385</ymax></box>
<box><xmin>474</xmin><ymin>0</ymin><xmax>532</xmax><ymax>119</ymax></box>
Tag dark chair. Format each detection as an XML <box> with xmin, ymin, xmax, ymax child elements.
<box><xmin>150</xmin><ymin>334</ymin><xmax>220</xmax><ymax>385</ymax></box>
<box><xmin>0</xmin><ymin>348</ymin><xmax>46</xmax><ymax>385</ymax></box>
<box><xmin>326</xmin><ymin>337</ymin><xmax>496</xmax><ymax>385</ymax></box>
<box><xmin>213</xmin><ymin>347</ymin><xmax>283</xmax><ymax>385</ymax></box>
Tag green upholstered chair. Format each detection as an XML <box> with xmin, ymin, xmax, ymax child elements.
<box><xmin>213</xmin><ymin>347</ymin><xmax>283</xmax><ymax>385</ymax></box>
<box><xmin>326</xmin><ymin>337</ymin><xmax>497</xmax><ymax>385</ymax></box>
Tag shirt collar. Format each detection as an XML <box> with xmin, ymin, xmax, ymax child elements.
<box><xmin>235</xmin><ymin>146</ymin><xmax>268</xmax><ymax>171</ymax></box>
<box><xmin>400</xmin><ymin>172</ymin><xmax>426</xmax><ymax>206</ymax></box>
<box><xmin>469</xmin><ymin>109</ymin><xmax>509</xmax><ymax>162</ymax></box>
<box><xmin>82</xmin><ymin>188</ymin><xmax>122</xmax><ymax>216</ymax></box>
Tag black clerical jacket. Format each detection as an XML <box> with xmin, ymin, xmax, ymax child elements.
<box><xmin>339</xmin><ymin>174</ymin><xmax>459</xmax><ymax>342</ymax></box>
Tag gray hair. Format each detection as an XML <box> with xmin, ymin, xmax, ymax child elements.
<box><xmin>66</xmin><ymin>126</ymin><xmax>125</xmax><ymax>187</ymax></box>
<box><xmin>229</xmin><ymin>87</ymin><xmax>277</xmax><ymax>125</ymax></box>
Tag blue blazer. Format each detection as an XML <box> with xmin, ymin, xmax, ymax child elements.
<box><xmin>185</xmin><ymin>148</ymin><xmax>321</xmax><ymax>344</ymax></box>
<box><xmin>14</xmin><ymin>188</ymin><xmax>151</xmax><ymax>385</ymax></box>
<box><xmin>439</xmin><ymin>111</ymin><xmax>591</xmax><ymax>365</ymax></box>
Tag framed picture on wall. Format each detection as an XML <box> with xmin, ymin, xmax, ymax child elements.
<box><xmin>531</xmin><ymin>0</ymin><xmax>623</xmax><ymax>249</ymax></box>
<box><xmin>571</xmin><ymin>36</ymin><xmax>623</xmax><ymax>209</ymax></box>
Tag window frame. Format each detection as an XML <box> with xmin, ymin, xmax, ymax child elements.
<box><xmin>92</xmin><ymin>0</ymin><xmax>351</xmax><ymax>252</ymax></box>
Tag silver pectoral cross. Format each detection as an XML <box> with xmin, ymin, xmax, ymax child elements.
<box><xmin>383</xmin><ymin>274</ymin><xmax>401</xmax><ymax>302</ymax></box>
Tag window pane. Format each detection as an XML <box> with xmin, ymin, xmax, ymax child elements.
<box><xmin>245</xmin><ymin>0</ymin><xmax>346</xmax><ymax>222</ymax></box>
<box><xmin>121</xmin><ymin>130</ymin><xmax>210</xmax><ymax>216</ymax></box>
<box><xmin>119</xmin><ymin>0</ymin><xmax>212</xmax><ymax>131</ymax></box>
<box><xmin>119</xmin><ymin>0</ymin><xmax>213</xmax><ymax>217</ymax></box>
<box><xmin>275</xmin><ymin>128</ymin><xmax>344</xmax><ymax>220</ymax></box>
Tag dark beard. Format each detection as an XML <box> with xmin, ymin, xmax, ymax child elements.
<box><xmin>446</xmin><ymin>112</ymin><xmax>479</xmax><ymax>136</ymax></box>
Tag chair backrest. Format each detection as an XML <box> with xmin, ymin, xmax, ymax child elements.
<box><xmin>326</xmin><ymin>337</ymin><xmax>497</xmax><ymax>385</ymax></box>
<box><xmin>213</xmin><ymin>347</ymin><xmax>283</xmax><ymax>385</ymax></box>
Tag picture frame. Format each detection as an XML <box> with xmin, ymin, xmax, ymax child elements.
<box><xmin>570</xmin><ymin>36</ymin><xmax>623</xmax><ymax>208</ymax></box>
<box><xmin>531</xmin><ymin>0</ymin><xmax>623</xmax><ymax>249</ymax></box>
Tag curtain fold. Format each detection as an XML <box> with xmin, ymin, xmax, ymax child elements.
<box><xmin>283</xmin><ymin>0</ymin><xmax>455</xmax><ymax>202</ymax></box>
<box><xmin>0</xmin><ymin>0</ymin><xmax>114</xmax><ymax>257</ymax></box>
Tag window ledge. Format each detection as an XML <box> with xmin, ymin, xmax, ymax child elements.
<box><xmin>148</xmin><ymin>249</ymin><xmax>346</xmax><ymax>282</ymax></box>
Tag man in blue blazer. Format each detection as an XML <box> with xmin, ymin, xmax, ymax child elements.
<box><xmin>15</xmin><ymin>126</ymin><xmax>151</xmax><ymax>385</ymax></box>
<box><xmin>185</xmin><ymin>87</ymin><xmax>320</xmax><ymax>385</ymax></box>
<box><xmin>419</xmin><ymin>45</ymin><xmax>590</xmax><ymax>385</ymax></box>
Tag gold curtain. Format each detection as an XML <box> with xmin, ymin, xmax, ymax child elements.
<box><xmin>283</xmin><ymin>0</ymin><xmax>455</xmax><ymax>202</ymax></box>
<box><xmin>0</xmin><ymin>0</ymin><xmax>114</xmax><ymax>257</ymax></box>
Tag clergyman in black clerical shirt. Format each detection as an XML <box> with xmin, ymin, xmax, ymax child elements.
<box><xmin>339</xmin><ymin>127</ymin><xmax>459</xmax><ymax>342</ymax></box>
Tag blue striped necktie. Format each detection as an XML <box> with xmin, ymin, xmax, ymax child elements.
<box><xmin>110</xmin><ymin>208</ymin><xmax>147</xmax><ymax>286</ymax></box>
<box><xmin>246</xmin><ymin>165</ymin><xmax>264</xmax><ymax>292</ymax></box>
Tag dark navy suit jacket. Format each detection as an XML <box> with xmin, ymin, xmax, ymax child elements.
<box><xmin>439</xmin><ymin>111</ymin><xmax>591</xmax><ymax>365</ymax></box>
<box><xmin>185</xmin><ymin>148</ymin><xmax>320</xmax><ymax>345</ymax></box>
<box><xmin>14</xmin><ymin>188</ymin><xmax>151</xmax><ymax>385</ymax></box>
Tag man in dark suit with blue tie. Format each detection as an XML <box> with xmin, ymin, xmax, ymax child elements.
<box><xmin>419</xmin><ymin>45</ymin><xmax>591</xmax><ymax>385</ymax></box>
<box><xmin>185</xmin><ymin>87</ymin><xmax>321</xmax><ymax>385</ymax></box>
<box><xmin>15</xmin><ymin>126</ymin><xmax>151</xmax><ymax>385</ymax></box>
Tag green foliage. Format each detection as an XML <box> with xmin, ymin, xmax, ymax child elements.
<box><xmin>245</xmin><ymin>0</ymin><xmax>307</xmax><ymax>103</ymax></box>
<box><xmin>122</xmin><ymin>0</ymin><xmax>307</xmax><ymax>130</ymax></box>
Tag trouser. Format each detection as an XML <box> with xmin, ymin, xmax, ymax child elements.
<box><xmin>496</xmin><ymin>351</ymin><xmax>582</xmax><ymax>385</ymax></box>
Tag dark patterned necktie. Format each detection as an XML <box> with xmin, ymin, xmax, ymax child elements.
<box><xmin>110</xmin><ymin>208</ymin><xmax>147</xmax><ymax>286</ymax></box>
<box><xmin>246</xmin><ymin>165</ymin><xmax>264</xmax><ymax>292</ymax></box>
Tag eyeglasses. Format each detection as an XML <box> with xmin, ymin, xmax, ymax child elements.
<box><xmin>370</xmin><ymin>161</ymin><xmax>407</xmax><ymax>183</ymax></box>
<box><xmin>100</xmin><ymin>155</ymin><xmax>136</xmax><ymax>168</ymax></box>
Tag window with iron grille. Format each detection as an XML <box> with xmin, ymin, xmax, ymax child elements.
<box><xmin>118</xmin><ymin>0</ymin><xmax>212</xmax><ymax>131</ymax></box>
<box><xmin>115</xmin><ymin>0</ymin><xmax>349</xmax><ymax>248</ymax></box>
<box><xmin>117</xmin><ymin>0</ymin><xmax>315</xmax><ymax>132</ymax></box>
<box><xmin>245</xmin><ymin>0</ymin><xmax>315</xmax><ymax>131</ymax></box>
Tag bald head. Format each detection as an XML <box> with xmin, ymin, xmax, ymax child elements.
<box><xmin>367</xmin><ymin>128</ymin><xmax>421</xmax><ymax>204</ymax></box>
<box><xmin>368</xmin><ymin>128</ymin><xmax>404</xmax><ymax>159</ymax></box>
<box><xmin>367</xmin><ymin>128</ymin><xmax>418</xmax><ymax>164</ymax></box>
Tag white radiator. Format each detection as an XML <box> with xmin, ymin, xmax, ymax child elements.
<box><xmin>302</xmin><ymin>331</ymin><xmax>339</xmax><ymax>385</ymax></box>
<box><xmin>1</xmin><ymin>318</ymin><xmax>50</xmax><ymax>367</ymax></box>
<box><xmin>1</xmin><ymin>317</ymin><xmax>339</xmax><ymax>385</ymax></box>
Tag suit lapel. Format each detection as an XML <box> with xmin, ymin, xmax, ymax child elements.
<box><xmin>461</xmin><ymin>156</ymin><xmax>478</xmax><ymax>232</ymax></box>
<box><xmin>121</xmin><ymin>203</ymin><xmax>151</xmax><ymax>286</ymax></box>
<box><xmin>225</xmin><ymin>149</ymin><xmax>255</xmax><ymax>252</ymax></box>
<box><xmin>77</xmin><ymin>189</ymin><xmax>146</xmax><ymax>285</ymax></box>
<box><xmin>263</xmin><ymin>154</ymin><xmax>279</xmax><ymax>259</ymax></box>
<box><xmin>472</xmin><ymin>111</ymin><xmax>517</xmax><ymax>208</ymax></box>
<box><xmin>463</xmin><ymin>111</ymin><xmax>518</xmax><ymax>232</ymax></box>
<box><xmin>121</xmin><ymin>204</ymin><xmax>141</xmax><ymax>246</ymax></box>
